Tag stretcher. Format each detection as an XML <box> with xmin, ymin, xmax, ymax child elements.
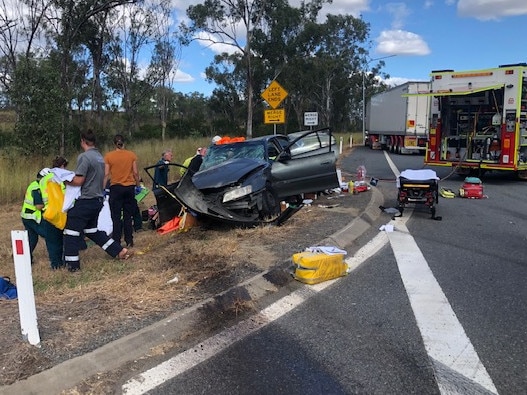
<box><xmin>396</xmin><ymin>169</ymin><xmax>440</xmax><ymax>219</ymax></box>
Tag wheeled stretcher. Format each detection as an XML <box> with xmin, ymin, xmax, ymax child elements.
<box><xmin>396</xmin><ymin>169</ymin><xmax>439</xmax><ymax>219</ymax></box>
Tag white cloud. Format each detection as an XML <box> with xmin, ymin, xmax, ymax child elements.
<box><xmin>457</xmin><ymin>0</ymin><xmax>527</xmax><ymax>20</ymax></box>
<box><xmin>386</xmin><ymin>2</ymin><xmax>411</xmax><ymax>30</ymax></box>
<box><xmin>384</xmin><ymin>76</ymin><xmax>410</xmax><ymax>87</ymax></box>
<box><xmin>195</xmin><ymin>32</ymin><xmax>241</xmax><ymax>55</ymax></box>
<box><xmin>317</xmin><ymin>0</ymin><xmax>369</xmax><ymax>17</ymax></box>
<box><xmin>376</xmin><ymin>30</ymin><xmax>431</xmax><ymax>56</ymax></box>
<box><xmin>174</xmin><ymin>69</ymin><xmax>194</xmax><ymax>83</ymax></box>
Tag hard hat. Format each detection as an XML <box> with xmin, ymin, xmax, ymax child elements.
<box><xmin>212</xmin><ymin>135</ymin><xmax>221</xmax><ymax>144</ymax></box>
<box><xmin>39</xmin><ymin>167</ymin><xmax>51</xmax><ymax>177</ymax></box>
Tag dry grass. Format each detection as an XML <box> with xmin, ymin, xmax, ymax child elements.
<box><xmin>0</xmin><ymin>136</ymin><xmax>213</xmax><ymax>204</ymax></box>
<box><xmin>0</xmin><ymin>137</ymin><xmax>357</xmax><ymax>388</ymax></box>
<box><xmin>0</xmin><ymin>193</ymin><xmax>325</xmax><ymax>386</ymax></box>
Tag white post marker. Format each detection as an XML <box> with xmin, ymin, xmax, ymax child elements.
<box><xmin>339</xmin><ymin>137</ymin><xmax>343</xmax><ymax>155</ymax></box>
<box><xmin>11</xmin><ymin>230</ymin><xmax>41</xmax><ymax>346</ymax></box>
<box><xmin>350</xmin><ymin>135</ymin><xmax>353</xmax><ymax>148</ymax></box>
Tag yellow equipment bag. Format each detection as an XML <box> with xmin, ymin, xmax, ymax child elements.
<box><xmin>292</xmin><ymin>251</ymin><xmax>348</xmax><ymax>285</ymax></box>
<box><xmin>43</xmin><ymin>180</ymin><xmax>67</xmax><ymax>230</ymax></box>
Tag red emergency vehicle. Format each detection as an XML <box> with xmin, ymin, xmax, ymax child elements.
<box><xmin>412</xmin><ymin>63</ymin><xmax>527</xmax><ymax>178</ymax></box>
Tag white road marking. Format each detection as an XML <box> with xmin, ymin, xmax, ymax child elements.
<box><xmin>122</xmin><ymin>281</ymin><xmax>339</xmax><ymax>394</ymax></box>
<box><xmin>122</xmin><ymin>153</ymin><xmax>498</xmax><ymax>394</ymax></box>
<box><xmin>387</xmin><ymin>220</ymin><xmax>498</xmax><ymax>394</ymax></box>
<box><xmin>382</xmin><ymin>151</ymin><xmax>498</xmax><ymax>394</ymax></box>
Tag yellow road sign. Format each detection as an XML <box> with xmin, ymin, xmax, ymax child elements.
<box><xmin>264</xmin><ymin>109</ymin><xmax>285</xmax><ymax>124</ymax></box>
<box><xmin>261</xmin><ymin>80</ymin><xmax>288</xmax><ymax>109</ymax></box>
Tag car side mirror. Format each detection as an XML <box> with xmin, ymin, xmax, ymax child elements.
<box><xmin>277</xmin><ymin>149</ymin><xmax>291</xmax><ymax>161</ymax></box>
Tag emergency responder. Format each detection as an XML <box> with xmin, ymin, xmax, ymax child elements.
<box><xmin>179</xmin><ymin>147</ymin><xmax>205</xmax><ymax>177</ymax></box>
<box><xmin>21</xmin><ymin>168</ymin><xmax>64</xmax><ymax>269</ymax></box>
<box><xmin>63</xmin><ymin>129</ymin><xmax>130</xmax><ymax>272</ymax></box>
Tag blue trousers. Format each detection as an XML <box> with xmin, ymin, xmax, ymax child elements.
<box><xmin>63</xmin><ymin>198</ymin><xmax>123</xmax><ymax>271</ymax></box>
<box><xmin>22</xmin><ymin>218</ymin><xmax>63</xmax><ymax>269</ymax></box>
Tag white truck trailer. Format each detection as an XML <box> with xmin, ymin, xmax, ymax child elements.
<box><xmin>365</xmin><ymin>81</ymin><xmax>431</xmax><ymax>154</ymax></box>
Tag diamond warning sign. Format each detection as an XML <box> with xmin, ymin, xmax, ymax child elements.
<box><xmin>261</xmin><ymin>81</ymin><xmax>288</xmax><ymax>109</ymax></box>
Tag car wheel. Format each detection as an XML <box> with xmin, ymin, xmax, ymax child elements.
<box><xmin>260</xmin><ymin>186</ymin><xmax>280</xmax><ymax>220</ymax></box>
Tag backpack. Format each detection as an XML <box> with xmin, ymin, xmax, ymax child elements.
<box><xmin>0</xmin><ymin>276</ymin><xmax>17</xmax><ymax>300</ymax></box>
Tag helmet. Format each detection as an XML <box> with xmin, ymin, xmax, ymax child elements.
<box><xmin>39</xmin><ymin>167</ymin><xmax>51</xmax><ymax>177</ymax></box>
<box><xmin>212</xmin><ymin>135</ymin><xmax>221</xmax><ymax>144</ymax></box>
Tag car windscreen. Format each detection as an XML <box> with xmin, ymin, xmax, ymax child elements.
<box><xmin>200</xmin><ymin>141</ymin><xmax>266</xmax><ymax>171</ymax></box>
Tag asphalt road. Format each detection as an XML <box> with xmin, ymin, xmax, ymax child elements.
<box><xmin>5</xmin><ymin>147</ymin><xmax>526</xmax><ymax>394</ymax></box>
<box><xmin>121</xmin><ymin>148</ymin><xmax>527</xmax><ymax>394</ymax></box>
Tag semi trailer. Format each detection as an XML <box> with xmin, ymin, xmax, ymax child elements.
<box><xmin>365</xmin><ymin>81</ymin><xmax>431</xmax><ymax>154</ymax></box>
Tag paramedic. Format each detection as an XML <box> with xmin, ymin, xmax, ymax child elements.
<box><xmin>39</xmin><ymin>156</ymin><xmax>70</xmax><ymax>268</ymax></box>
<box><xmin>63</xmin><ymin>129</ymin><xmax>129</xmax><ymax>272</ymax></box>
<box><xmin>179</xmin><ymin>147</ymin><xmax>205</xmax><ymax>177</ymax></box>
<box><xmin>21</xmin><ymin>168</ymin><xmax>63</xmax><ymax>269</ymax></box>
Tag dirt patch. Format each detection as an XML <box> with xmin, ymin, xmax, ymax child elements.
<box><xmin>0</xmin><ymin>174</ymin><xmax>367</xmax><ymax>388</ymax></box>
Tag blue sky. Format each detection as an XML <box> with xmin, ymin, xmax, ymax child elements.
<box><xmin>172</xmin><ymin>0</ymin><xmax>527</xmax><ymax>96</ymax></box>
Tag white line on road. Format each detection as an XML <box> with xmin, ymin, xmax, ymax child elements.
<box><xmin>387</xmin><ymin>221</ymin><xmax>497</xmax><ymax>394</ymax></box>
<box><xmin>123</xmin><ymin>152</ymin><xmax>498</xmax><ymax>394</ymax></box>
<box><xmin>382</xmin><ymin>147</ymin><xmax>498</xmax><ymax>394</ymax></box>
<box><xmin>122</xmin><ymin>279</ymin><xmax>339</xmax><ymax>394</ymax></box>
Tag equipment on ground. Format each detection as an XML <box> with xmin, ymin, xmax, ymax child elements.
<box><xmin>459</xmin><ymin>177</ymin><xmax>484</xmax><ymax>199</ymax></box>
<box><xmin>396</xmin><ymin>169</ymin><xmax>441</xmax><ymax>220</ymax></box>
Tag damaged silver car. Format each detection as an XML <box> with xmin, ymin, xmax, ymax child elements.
<box><xmin>174</xmin><ymin>128</ymin><xmax>339</xmax><ymax>226</ymax></box>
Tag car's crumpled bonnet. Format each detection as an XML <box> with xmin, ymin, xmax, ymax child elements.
<box><xmin>192</xmin><ymin>157</ymin><xmax>268</xmax><ymax>189</ymax></box>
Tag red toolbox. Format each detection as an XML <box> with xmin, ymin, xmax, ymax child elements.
<box><xmin>459</xmin><ymin>177</ymin><xmax>483</xmax><ymax>199</ymax></box>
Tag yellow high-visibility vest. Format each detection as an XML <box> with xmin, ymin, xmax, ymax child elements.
<box><xmin>21</xmin><ymin>180</ymin><xmax>42</xmax><ymax>223</ymax></box>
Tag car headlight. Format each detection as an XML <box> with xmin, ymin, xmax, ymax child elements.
<box><xmin>223</xmin><ymin>185</ymin><xmax>252</xmax><ymax>203</ymax></box>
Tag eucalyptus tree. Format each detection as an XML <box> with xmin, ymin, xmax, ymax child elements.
<box><xmin>11</xmin><ymin>55</ymin><xmax>63</xmax><ymax>155</ymax></box>
<box><xmin>0</xmin><ymin>0</ymin><xmax>53</xmax><ymax>107</ymax></box>
<box><xmin>180</xmin><ymin>0</ymin><xmax>269</xmax><ymax>139</ymax></box>
<box><xmin>254</xmin><ymin>7</ymin><xmax>370</xmax><ymax>131</ymax></box>
<box><xmin>106</xmin><ymin>0</ymin><xmax>176</xmax><ymax>136</ymax></box>
<box><xmin>80</xmin><ymin>8</ymin><xmax>116</xmax><ymax>126</ymax></box>
<box><xmin>44</xmin><ymin>0</ymin><xmax>138</xmax><ymax>152</ymax></box>
<box><xmin>205</xmin><ymin>52</ymin><xmax>247</xmax><ymax>134</ymax></box>
<box><xmin>146</xmin><ymin>1</ymin><xmax>182</xmax><ymax>141</ymax></box>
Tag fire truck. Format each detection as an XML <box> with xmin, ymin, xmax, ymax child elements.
<box><xmin>366</xmin><ymin>81</ymin><xmax>430</xmax><ymax>154</ymax></box>
<box><xmin>413</xmin><ymin>63</ymin><xmax>527</xmax><ymax>178</ymax></box>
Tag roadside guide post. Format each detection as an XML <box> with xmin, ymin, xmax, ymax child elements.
<box><xmin>261</xmin><ymin>80</ymin><xmax>288</xmax><ymax>134</ymax></box>
<box><xmin>11</xmin><ymin>230</ymin><xmax>41</xmax><ymax>346</ymax></box>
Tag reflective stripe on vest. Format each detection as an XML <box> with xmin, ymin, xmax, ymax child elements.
<box><xmin>21</xmin><ymin>180</ymin><xmax>42</xmax><ymax>223</ymax></box>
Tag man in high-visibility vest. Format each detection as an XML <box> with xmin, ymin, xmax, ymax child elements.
<box><xmin>21</xmin><ymin>168</ymin><xmax>64</xmax><ymax>269</ymax></box>
<box><xmin>179</xmin><ymin>147</ymin><xmax>206</xmax><ymax>177</ymax></box>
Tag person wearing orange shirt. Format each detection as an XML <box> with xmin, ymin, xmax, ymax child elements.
<box><xmin>103</xmin><ymin>134</ymin><xmax>140</xmax><ymax>248</ymax></box>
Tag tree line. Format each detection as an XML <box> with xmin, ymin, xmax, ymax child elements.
<box><xmin>0</xmin><ymin>0</ymin><xmax>390</xmax><ymax>156</ymax></box>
